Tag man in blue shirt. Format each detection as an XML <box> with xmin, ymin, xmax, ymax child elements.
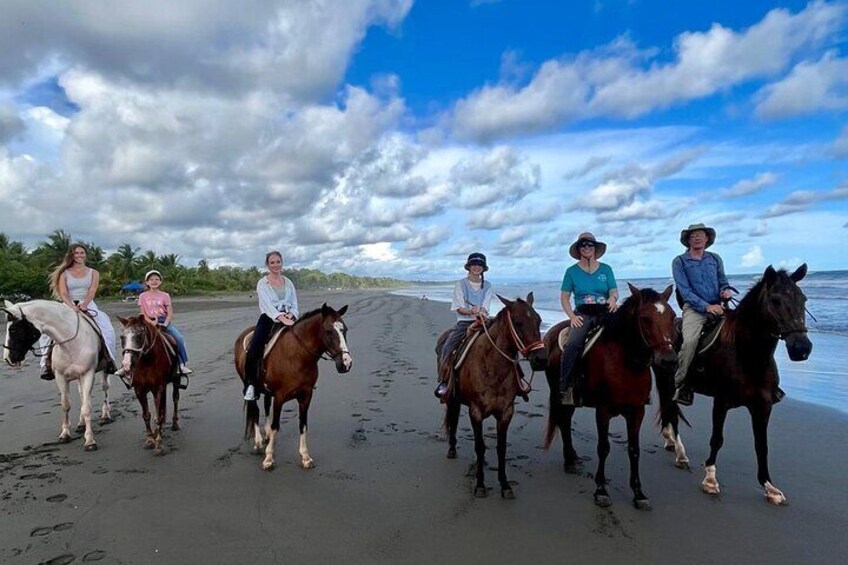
<box><xmin>671</xmin><ymin>223</ymin><xmax>733</xmax><ymax>405</ymax></box>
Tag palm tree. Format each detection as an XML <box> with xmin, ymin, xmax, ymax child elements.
<box><xmin>138</xmin><ymin>250</ymin><xmax>158</xmax><ymax>272</ymax></box>
<box><xmin>108</xmin><ymin>243</ymin><xmax>141</xmax><ymax>282</ymax></box>
<box><xmin>33</xmin><ymin>229</ymin><xmax>72</xmax><ymax>266</ymax></box>
<box><xmin>158</xmin><ymin>253</ymin><xmax>182</xmax><ymax>268</ymax></box>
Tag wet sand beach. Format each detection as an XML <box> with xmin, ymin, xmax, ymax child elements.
<box><xmin>2</xmin><ymin>291</ymin><xmax>847</xmax><ymax>564</ymax></box>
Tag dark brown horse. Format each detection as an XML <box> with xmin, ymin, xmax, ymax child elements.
<box><xmin>234</xmin><ymin>304</ymin><xmax>352</xmax><ymax>471</ymax></box>
<box><xmin>543</xmin><ymin>284</ymin><xmax>676</xmax><ymax>509</ymax></box>
<box><xmin>117</xmin><ymin>315</ymin><xmax>181</xmax><ymax>454</ymax></box>
<box><xmin>436</xmin><ymin>293</ymin><xmax>548</xmax><ymax>499</ymax></box>
<box><xmin>655</xmin><ymin>264</ymin><xmax>812</xmax><ymax>505</ymax></box>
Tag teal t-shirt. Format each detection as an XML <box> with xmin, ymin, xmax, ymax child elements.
<box><xmin>561</xmin><ymin>262</ymin><xmax>617</xmax><ymax>306</ymax></box>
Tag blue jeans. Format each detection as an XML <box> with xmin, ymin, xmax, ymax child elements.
<box><xmin>161</xmin><ymin>324</ymin><xmax>188</xmax><ymax>364</ymax></box>
<box><xmin>440</xmin><ymin>321</ymin><xmax>472</xmax><ymax>366</ymax></box>
<box><xmin>558</xmin><ymin>314</ymin><xmax>600</xmax><ymax>392</ymax></box>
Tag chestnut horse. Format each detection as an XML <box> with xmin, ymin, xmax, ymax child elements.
<box><xmin>117</xmin><ymin>315</ymin><xmax>182</xmax><ymax>454</ymax></box>
<box><xmin>543</xmin><ymin>284</ymin><xmax>677</xmax><ymax>509</ymax></box>
<box><xmin>656</xmin><ymin>264</ymin><xmax>812</xmax><ymax>505</ymax></box>
<box><xmin>436</xmin><ymin>293</ymin><xmax>548</xmax><ymax>499</ymax></box>
<box><xmin>3</xmin><ymin>300</ymin><xmax>113</xmax><ymax>451</ymax></box>
<box><xmin>234</xmin><ymin>304</ymin><xmax>352</xmax><ymax>471</ymax></box>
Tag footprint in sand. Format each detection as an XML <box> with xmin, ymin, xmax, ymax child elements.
<box><xmin>41</xmin><ymin>554</ymin><xmax>76</xmax><ymax>565</ymax></box>
<box><xmin>46</xmin><ymin>494</ymin><xmax>68</xmax><ymax>503</ymax></box>
<box><xmin>83</xmin><ymin>550</ymin><xmax>107</xmax><ymax>561</ymax></box>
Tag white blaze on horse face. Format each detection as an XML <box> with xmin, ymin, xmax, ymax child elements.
<box><xmin>121</xmin><ymin>328</ymin><xmax>145</xmax><ymax>372</ymax></box>
<box><xmin>654</xmin><ymin>302</ymin><xmax>665</xmax><ymax>315</ymax></box>
<box><xmin>333</xmin><ymin>321</ymin><xmax>353</xmax><ymax>370</ymax></box>
<box><xmin>2</xmin><ymin>319</ymin><xmax>11</xmax><ymax>365</ymax></box>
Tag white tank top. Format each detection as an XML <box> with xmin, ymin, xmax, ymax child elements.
<box><xmin>66</xmin><ymin>268</ymin><xmax>93</xmax><ymax>302</ymax></box>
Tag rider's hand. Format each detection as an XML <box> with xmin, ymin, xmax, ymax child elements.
<box><xmin>607</xmin><ymin>298</ymin><xmax>618</xmax><ymax>313</ymax></box>
<box><xmin>706</xmin><ymin>304</ymin><xmax>725</xmax><ymax>316</ymax></box>
<box><xmin>470</xmin><ymin>306</ymin><xmax>480</xmax><ymax>315</ymax></box>
<box><xmin>569</xmin><ymin>314</ymin><xmax>584</xmax><ymax>328</ymax></box>
<box><xmin>720</xmin><ymin>289</ymin><xmax>734</xmax><ymax>300</ymax></box>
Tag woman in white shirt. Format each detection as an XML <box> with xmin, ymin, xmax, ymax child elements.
<box><xmin>243</xmin><ymin>251</ymin><xmax>299</xmax><ymax>401</ymax></box>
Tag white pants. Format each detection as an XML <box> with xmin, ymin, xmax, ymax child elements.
<box><xmin>39</xmin><ymin>301</ymin><xmax>117</xmax><ymax>367</ymax></box>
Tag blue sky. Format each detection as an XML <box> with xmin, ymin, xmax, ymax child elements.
<box><xmin>0</xmin><ymin>0</ymin><xmax>846</xmax><ymax>281</ymax></box>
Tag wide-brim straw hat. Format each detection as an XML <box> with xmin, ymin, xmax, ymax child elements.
<box><xmin>680</xmin><ymin>223</ymin><xmax>716</xmax><ymax>248</ymax></box>
<box><xmin>144</xmin><ymin>270</ymin><xmax>163</xmax><ymax>281</ymax></box>
<box><xmin>569</xmin><ymin>232</ymin><xmax>606</xmax><ymax>260</ymax></box>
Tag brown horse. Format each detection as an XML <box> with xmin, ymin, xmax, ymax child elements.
<box><xmin>543</xmin><ymin>284</ymin><xmax>676</xmax><ymax>509</ymax></box>
<box><xmin>117</xmin><ymin>315</ymin><xmax>182</xmax><ymax>454</ymax></box>
<box><xmin>655</xmin><ymin>264</ymin><xmax>812</xmax><ymax>505</ymax></box>
<box><xmin>437</xmin><ymin>293</ymin><xmax>548</xmax><ymax>499</ymax></box>
<box><xmin>234</xmin><ymin>304</ymin><xmax>352</xmax><ymax>471</ymax></box>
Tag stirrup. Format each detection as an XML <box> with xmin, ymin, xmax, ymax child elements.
<box><xmin>673</xmin><ymin>386</ymin><xmax>693</xmax><ymax>406</ymax></box>
<box><xmin>559</xmin><ymin>388</ymin><xmax>575</xmax><ymax>406</ymax></box>
<box><xmin>40</xmin><ymin>367</ymin><xmax>55</xmax><ymax>381</ymax></box>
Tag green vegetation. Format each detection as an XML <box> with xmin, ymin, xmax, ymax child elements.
<box><xmin>0</xmin><ymin>230</ymin><xmax>404</xmax><ymax>298</ymax></box>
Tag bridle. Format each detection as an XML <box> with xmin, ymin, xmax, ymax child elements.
<box><xmin>3</xmin><ymin>307</ymin><xmax>82</xmax><ymax>357</ymax></box>
<box><xmin>122</xmin><ymin>323</ymin><xmax>159</xmax><ymax>360</ymax></box>
<box><xmin>288</xmin><ymin>317</ymin><xmax>350</xmax><ymax>363</ymax></box>
<box><xmin>481</xmin><ymin>308</ymin><xmax>544</xmax><ymax>362</ymax></box>
<box><xmin>758</xmin><ymin>287</ymin><xmax>812</xmax><ymax>341</ymax></box>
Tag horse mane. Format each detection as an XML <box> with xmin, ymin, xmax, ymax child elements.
<box><xmin>720</xmin><ymin>270</ymin><xmax>789</xmax><ymax>345</ymax></box>
<box><xmin>293</xmin><ymin>308</ymin><xmax>323</xmax><ymax>325</ymax></box>
<box><xmin>599</xmin><ymin>288</ymin><xmax>661</xmax><ymax>366</ymax></box>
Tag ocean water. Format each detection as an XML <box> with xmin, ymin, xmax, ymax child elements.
<box><xmin>393</xmin><ymin>269</ymin><xmax>848</xmax><ymax>414</ymax></box>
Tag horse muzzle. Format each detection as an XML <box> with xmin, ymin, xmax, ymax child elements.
<box><xmin>528</xmin><ymin>349</ymin><xmax>548</xmax><ymax>372</ymax></box>
<box><xmin>335</xmin><ymin>352</ymin><xmax>353</xmax><ymax>373</ymax></box>
<box><xmin>785</xmin><ymin>333</ymin><xmax>812</xmax><ymax>362</ymax></box>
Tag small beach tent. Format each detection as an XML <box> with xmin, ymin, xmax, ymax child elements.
<box><xmin>121</xmin><ymin>281</ymin><xmax>144</xmax><ymax>293</ymax></box>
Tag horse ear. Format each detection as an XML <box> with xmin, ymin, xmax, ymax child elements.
<box><xmin>763</xmin><ymin>265</ymin><xmax>778</xmax><ymax>284</ymax></box>
<box><xmin>3</xmin><ymin>299</ymin><xmax>14</xmax><ymax>310</ymax></box>
<box><xmin>321</xmin><ymin>303</ymin><xmax>329</xmax><ymax>315</ymax></box>
<box><xmin>118</xmin><ymin>316</ymin><xmax>130</xmax><ymax>326</ymax></box>
<box><xmin>525</xmin><ymin>292</ymin><xmax>534</xmax><ymax>306</ymax></box>
<box><xmin>661</xmin><ymin>284</ymin><xmax>674</xmax><ymax>302</ymax></box>
<box><xmin>790</xmin><ymin>263</ymin><xmax>808</xmax><ymax>282</ymax></box>
<box><xmin>627</xmin><ymin>282</ymin><xmax>640</xmax><ymax>301</ymax></box>
<box><xmin>337</xmin><ymin>304</ymin><xmax>349</xmax><ymax>316</ymax></box>
<box><xmin>497</xmin><ymin>294</ymin><xmax>512</xmax><ymax>307</ymax></box>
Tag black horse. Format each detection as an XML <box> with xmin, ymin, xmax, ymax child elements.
<box><xmin>656</xmin><ymin>264</ymin><xmax>812</xmax><ymax>505</ymax></box>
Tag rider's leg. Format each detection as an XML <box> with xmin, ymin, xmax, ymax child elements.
<box><xmin>39</xmin><ymin>335</ymin><xmax>55</xmax><ymax>380</ymax></box>
<box><xmin>673</xmin><ymin>305</ymin><xmax>706</xmax><ymax>405</ymax></box>
<box><xmin>435</xmin><ymin>321</ymin><xmax>471</xmax><ymax>398</ymax></box>
<box><xmin>244</xmin><ymin>315</ymin><xmax>274</xmax><ymax>400</ymax></box>
<box><xmin>558</xmin><ymin>316</ymin><xmax>594</xmax><ymax>405</ymax></box>
<box><xmin>163</xmin><ymin>324</ymin><xmax>191</xmax><ymax>373</ymax></box>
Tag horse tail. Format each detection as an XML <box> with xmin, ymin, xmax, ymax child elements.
<box><xmin>244</xmin><ymin>399</ymin><xmax>260</xmax><ymax>441</ymax></box>
<box><xmin>543</xmin><ymin>399</ymin><xmax>559</xmax><ymax>450</ymax></box>
<box><xmin>654</xmin><ymin>400</ymin><xmax>691</xmax><ymax>429</ymax></box>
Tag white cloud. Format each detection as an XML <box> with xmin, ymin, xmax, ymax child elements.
<box><xmin>452</xmin><ymin>1</ymin><xmax>846</xmax><ymax>141</ymax></box>
<box><xmin>359</xmin><ymin>242</ymin><xmax>398</xmax><ymax>262</ymax></box>
<box><xmin>761</xmin><ymin>185</ymin><xmax>848</xmax><ymax>218</ymax></box>
<box><xmin>741</xmin><ymin>245</ymin><xmax>764</xmax><ymax>267</ymax></box>
<box><xmin>833</xmin><ymin>125</ymin><xmax>848</xmax><ymax>158</ymax></box>
<box><xmin>721</xmin><ymin>172</ymin><xmax>778</xmax><ymax>197</ymax></box>
<box><xmin>754</xmin><ymin>52</ymin><xmax>848</xmax><ymax>118</ymax></box>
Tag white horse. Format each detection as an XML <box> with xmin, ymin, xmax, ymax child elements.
<box><xmin>2</xmin><ymin>300</ymin><xmax>113</xmax><ymax>451</ymax></box>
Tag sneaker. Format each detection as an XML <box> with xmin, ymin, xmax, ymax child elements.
<box><xmin>244</xmin><ymin>385</ymin><xmax>256</xmax><ymax>401</ymax></box>
<box><xmin>434</xmin><ymin>382</ymin><xmax>448</xmax><ymax>399</ymax></box>
<box><xmin>773</xmin><ymin>386</ymin><xmax>786</xmax><ymax>404</ymax></box>
<box><xmin>179</xmin><ymin>363</ymin><xmax>193</xmax><ymax>375</ymax></box>
<box><xmin>673</xmin><ymin>386</ymin><xmax>693</xmax><ymax>406</ymax></box>
<box><xmin>40</xmin><ymin>365</ymin><xmax>55</xmax><ymax>381</ymax></box>
<box><xmin>560</xmin><ymin>387</ymin><xmax>575</xmax><ymax>406</ymax></box>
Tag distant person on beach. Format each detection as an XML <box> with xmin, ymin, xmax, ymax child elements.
<box><xmin>243</xmin><ymin>250</ymin><xmax>299</xmax><ymax>401</ymax></box>
<box><xmin>39</xmin><ymin>243</ymin><xmax>118</xmax><ymax>380</ymax></box>
<box><xmin>558</xmin><ymin>232</ymin><xmax>619</xmax><ymax>406</ymax></box>
<box><xmin>138</xmin><ymin>270</ymin><xmax>192</xmax><ymax>376</ymax></box>
<box><xmin>435</xmin><ymin>252</ymin><xmax>493</xmax><ymax>400</ymax></box>
<box><xmin>671</xmin><ymin>223</ymin><xmax>734</xmax><ymax>406</ymax></box>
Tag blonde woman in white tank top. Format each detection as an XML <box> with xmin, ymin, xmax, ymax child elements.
<box><xmin>39</xmin><ymin>244</ymin><xmax>117</xmax><ymax>379</ymax></box>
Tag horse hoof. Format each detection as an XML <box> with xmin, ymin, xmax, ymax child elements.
<box><xmin>766</xmin><ymin>492</ymin><xmax>787</xmax><ymax>506</ymax></box>
<box><xmin>171</xmin><ymin>423</ymin><xmax>180</xmax><ymax>432</ymax></box>
<box><xmin>675</xmin><ymin>460</ymin><xmax>690</xmax><ymax>470</ymax></box>
<box><xmin>154</xmin><ymin>448</ymin><xmax>164</xmax><ymax>457</ymax></box>
<box><xmin>262</xmin><ymin>462</ymin><xmax>275</xmax><ymax>471</ymax></box>
<box><xmin>474</xmin><ymin>486</ymin><xmax>488</xmax><ymax>498</ymax></box>
<box><xmin>99</xmin><ymin>417</ymin><xmax>112</xmax><ymax>426</ymax></box>
<box><xmin>84</xmin><ymin>443</ymin><xmax>98</xmax><ymax>452</ymax></box>
<box><xmin>564</xmin><ymin>463</ymin><xmax>579</xmax><ymax>475</ymax></box>
<box><xmin>702</xmin><ymin>484</ymin><xmax>721</xmax><ymax>496</ymax></box>
<box><xmin>58</xmin><ymin>436</ymin><xmax>72</xmax><ymax>444</ymax></box>
<box><xmin>252</xmin><ymin>446</ymin><xmax>264</xmax><ymax>455</ymax></box>
<box><xmin>633</xmin><ymin>498</ymin><xmax>652</xmax><ymax>511</ymax></box>
<box><xmin>501</xmin><ymin>488</ymin><xmax>515</xmax><ymax>500</ymax></box>
<box><xmin>447</xmin><ymin>447</ymin><xmax>457</xmax><ymax>459</ymax></box>
<box><xmin>302</xmin><ymin>460</ymin><xmax>315</xmax><ymax>470</ymax></box>
<box><xmin>594</xmin><ymin>494</ymin><xmax>611</xmax><ymax>508</ymax></box>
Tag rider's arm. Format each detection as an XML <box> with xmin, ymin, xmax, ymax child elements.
<box><xmin>80</xmin><ymin>269</ymin><xmax>99</xmax><ymax>310</ymax></box>
<box><xmin>560</xmin><ymin>291</ymin><xmax>576</xmax><ymax>319</ymax></box>
<box><xmin>57</xmin><ymin>272</ymin><xmax>74</xmax><ymax>308</ymax></box>
<box><xmin>164</xmin><ymin>302</ymin><xmax>174</xmax><ymax>326</ymax></box>
<box><xmin>479</xmin><ymin>282</ymin><xmax>494</xmax><ymax>317</ymax></box>
<box><xmin>285</xmin><ymin>277</ymin><xmax>299</xmax><ymax>319</ymax></box>
<box><xmin>714</xmin><ymin>253</ymin><xmax>731</xmax><ymax>292</ymax></box>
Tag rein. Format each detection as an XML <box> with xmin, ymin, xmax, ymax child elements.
<box><xmin>122</xmin><ymin>323</ymin><xmax>159</xmax><ymax>359</ymax></box>
<box><xmin>479</xmin><ymin>309</ymin><xmax>543</xmax><ymax>393</ymax></box>
<box><xmin>288</xmin><ymin>319</ymin><xmax>348</xmax><ymax>362</ymax></box>
<box><xmin>6</xmin><ymin>307</ymin><xmax>83</xmax><ymax>357</ymax></box>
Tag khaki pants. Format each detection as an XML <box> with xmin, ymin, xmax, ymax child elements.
<box><xmin>674</xmin><ymin>305</ymin><xmax>706</xmax><ymax>388</ymax></box>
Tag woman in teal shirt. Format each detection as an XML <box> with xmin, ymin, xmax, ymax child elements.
<box><xmin>558</xmin><ymin>232</ymin><xmax>619</xmax><ymax>405</ymax></box>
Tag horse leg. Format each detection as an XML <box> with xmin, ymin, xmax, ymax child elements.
<box><xmin>496</xmin><ymin>409</ymin><xmax>515</xmax><ymax>499</ymax></box>
<box><xmin>655</xmin><ymin>364</ymin><xmax>689</xmax><ymax>467</ymax></box>
<box><xmin>263</xmin><ymin>392</ymin><xmax>272</xmax><ymax>446</ymax></box>
<box><xmin>171</xmin><ymin>379</ymin><xmax>181</xmax><ymax>431</ymax></box>
<box><xmin>99</xmin><ymin>371</ymin><xmax>112</xmax><ymax>425</ymax></box>
<box><xmin>625</xmin><ymin>405</ymin><xmax>650</xmax><ymax>510</ymax></box>
<box><xmin>446</xmin><ymin>397</ymin><xmax>461</xmax><ymax>459</ymax></box>
<box><xmin>79</xmin><ymin>372</ymin><xmax>97</xmax><ymax>451</ymax></box>
<box><xmin>297</xmin><ymin>392</ymin><xmax>315</xmax><ymax>469</ymax></box>
<box><xmin>76</xmin><ymin>380</ymin><xmax>86</xmax><ymax>433</ymax></box>
<box><xmin>593</xmin><ymin>407</ymin><xmax>612</xmax><ymax>507</ymax></box>
<box><xmin>262</xmin><ymin>395</ymin><xmax>283</xmax><ymax>470</ymax></box>
<box><xmin>56</xmin><ymin>377</ymin><xmax>72</xmax><ymax>443</ymax></box>
<box><xmin>470</xmin><ymin>413</ymin><xmax>487</xmax><ymax>497</ymax></box>
<box><xmin>137</xmin><ymin>389</ymin><xmax>155</xmax><ymax>449</ymax></box>
<box><xmin>560</xmin><ymin>405</ymin><xmax>579</xmax><ymax>473</ymax></box>
<box><xmin>153</xmin><ymin>385</ymin><xmax>167</xmax><ymax>454</ymax></box>
<box><xmin>703</xmin><ymin>401</ymin><xmax>729</xmax><ymax>496</ymax></box>
<box><xmin>748</xmin><ymin>402</ymin><xmax>785</xmax><ymax>505</ymax></box>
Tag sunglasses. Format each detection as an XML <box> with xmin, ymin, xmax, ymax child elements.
<box><xmin>578</xmin><ymin>241</ymin><xmax>596</xmax><ymax>248</ymax></box>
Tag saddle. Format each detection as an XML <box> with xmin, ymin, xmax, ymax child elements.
<box><xmin>241</xmin><ymin>324</ymin><xmax>288</xmax><ymax>361</ymax></box>
<box><xmin>675</xmin><ymin>315</ymin><xmax>725</xmax><ymax>357</ymax></box>
<box><xmin>556</xmin><ymin>325</ymin><xmax>604</xmax><ymax>358</ymax></box>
